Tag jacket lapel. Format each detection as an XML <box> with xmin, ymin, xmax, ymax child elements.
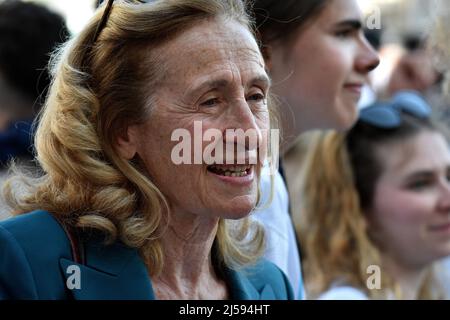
<box><xmin>59</xmin><ymin>236</ymin><xmax>275</xmax><ymax>300</ymax></box>
<box><xmin>59</xmin><ymin>239</ymin><xmax>155</xmax><ymax>300</ymax></box>
<box><xmin>225</xmin><ymin>267</ymin><xmax>276</xmax><ymax>300</ymax></box>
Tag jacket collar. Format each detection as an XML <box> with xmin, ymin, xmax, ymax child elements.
<box><xmin>59</xmin><ymin>239</ymin><xmax>275</xmax><ymax>300</ymax></box>
<box><xmin>224</xmin><ymin>265</ymin><xmax>275</xmax><ymax>300</ymax></box>
<box><xmin>59</xmin><ymin>239</ymin><xmax>154</xmax><ymax>300</ymax></box>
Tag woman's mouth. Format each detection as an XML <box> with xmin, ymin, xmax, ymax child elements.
<box><xmin>206</xmin><ymin>164</ymin><xmax>254</xmax><ymax>185</ymax></box>
<box><xmin>207</xmin><ymin>164</ymin><xmax>252</xmax><ymax>177</ymax></box>
<box><xmin>344</xmin><ymin>83</ymin><xmax>363</xmax><ymax>94</ymax></box>
<box><xmin>429</xmin><ymin>222</ymin><xmax>450</xmax><ymax>233</ymax></box>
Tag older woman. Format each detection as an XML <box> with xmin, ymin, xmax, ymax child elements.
<box><xmin>0</xmin><ymin>0</ymin><xmax>292</xmax><ymax>300</ymax></box>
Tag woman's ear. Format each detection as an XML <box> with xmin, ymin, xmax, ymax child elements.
<box><xmin>116</xmin><ymin>125</ymin><xmax>139</xmax><ymax>160</ymax></box>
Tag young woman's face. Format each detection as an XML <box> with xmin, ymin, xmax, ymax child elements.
<box><xmin>369</xmin><ymin>131</ymin><xmax>450</xmax><ymax>268</ymax></box>
<box><xmin>268</xmin><ymin>0</ymin><xmax>379</xmax><ymax>143</ymax></box>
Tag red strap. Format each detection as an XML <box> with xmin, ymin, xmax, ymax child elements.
<box><xmin>53</xmin><ymin>216</ymin><xmax>85</xmax><ymax>265</ymax></box>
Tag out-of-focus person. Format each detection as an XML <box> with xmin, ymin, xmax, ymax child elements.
<box><xmin>251</xmin><ymin>0</ymin><xmax>379</xmax><ymax>299</ymax></box>
<box><xmin>0</xmin><ymin>0</ymin><xmax>69</xmax><ymax>219</ymax></box>
<box><xmin>387</xmin><ymin>35</ymin><xmax>440</xmax><ymax>97</ymax></box>
<box><xmin>297</xmin><ymin>91</ymin><xmax>450</xmax><ymax>299</ymax></box>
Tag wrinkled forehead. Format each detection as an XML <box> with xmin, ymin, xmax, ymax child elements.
<box><xmin>154</xmin><ymin>19</ymin><xmax>265</xmax><ymax>81</ymax></box>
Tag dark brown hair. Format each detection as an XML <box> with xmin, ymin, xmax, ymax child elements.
<box><xmin>251</xmin><ymin>0</ymin><xmax>329</xmax><ymax>45</ymax></box>
<box><xmin>346</xmin><ymin>113</ymin><xmax>436</xmax><ymax>210</ymax></box>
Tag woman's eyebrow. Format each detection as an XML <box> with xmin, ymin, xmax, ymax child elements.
<box><xmin>250</xmin><ymin>75</ymin><xmax>271</xmax><ymax>88</ymax></box>
<box><xmin>404</xmin><ymin>170</ymin><xmax>434</xmax><ymax>181</ymax></box>
<box><xmin>184</xmin><ymin>78</ymin><xmax>229</xmax><ymax>98</ymax></box>
<box><xmin>334</xmin><ymin>19</ymin><xmax>362</xmax><ymax>30</ymax></box>
<box><xmin>403</xmin><ymin>165</ymin><xmax>450</xmax><ymax>181</ymax></box>
<box><xmin>187</xmin><ymin>74</ymin><xmax>271</xmax><ymax>96</ymax></box>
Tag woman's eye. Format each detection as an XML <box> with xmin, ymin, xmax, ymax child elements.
<box><xmin>200</xmin><ymin>98</ymin><xmax>220</xmax><ymax>107</ymax></box>
<box><xmin>335</xmin><ymin>29</ymin><xmax>353</xmax><ymax>38</ymax></box>
<box><xmin>408</xmin><ymin>180</ymin><xmax>432</xmax><ymax>191</ymax></box>
<box><xmin>247</xmin><ymin>93</ymin><xmax>266</xmax><ymax>103</ymax></box>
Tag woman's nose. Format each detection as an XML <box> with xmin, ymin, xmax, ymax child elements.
<box><xmin>223</xmin><ymin>100</ymin><xmax>262</xmax><ymax>149</ymax></box>
<box><xmin>232</xmin><ymin>98</ymin><xmax>261</xmax><ymax>129</ymax></box>
<box><xmin>355</xmin><ymin>37</ymin><xmax>380</xmax><ymax>74</ymax></box>
<box><xmin>438</xmin><ymin>181</ymin><xmax>450</xmax><ymax>212</ymax></box>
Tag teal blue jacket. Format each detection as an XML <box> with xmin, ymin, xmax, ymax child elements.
<box><xmin>0</xmin><ymin>210</ymin><xmax>294</xmax><ymax>300</ymax></box>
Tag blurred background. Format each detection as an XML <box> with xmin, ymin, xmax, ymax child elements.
<box><xmin>18</xmin><ymin>0</ymin><xmax>443</xmax><ymax>38</ymax></box>
<box><xmin>22</xmin><ymin>0</ymin><xmax>447</xmax><ymax>94</ymax></box>
<box><xmin>22</xmin><ymin>0</ymin><xmax>94</xmax><ymax>34</ymax></box>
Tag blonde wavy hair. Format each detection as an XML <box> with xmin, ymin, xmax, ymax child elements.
<box><xmin>295</xmin><ymin>116</ymin><xmax>446</xmax><ymax>299</ymax></box>
<box><xmin>3</xmin><ymin>0</ymin><xmax>272</xmax><ymax>275</ymax></box>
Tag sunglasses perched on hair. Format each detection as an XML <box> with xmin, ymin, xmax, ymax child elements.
<box><xmin>359</xmin><ymin>91</ymin><xmax>431</xmax><ymax>129</ymax></box>
<box><xmin>94</xmin><ymin>0</ymin><xmax>147</xmax><ymax>42</ymax></box>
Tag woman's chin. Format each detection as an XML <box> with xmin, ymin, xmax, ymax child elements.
<box><xmin>333</xmin><ymin>108</ymin><xmax>359</xmax><ymax>131</ymax></box>
<box><xmin>218</xmin><ymin>196</ymin><xmax>257</xmax><ymax>220</ymax></box>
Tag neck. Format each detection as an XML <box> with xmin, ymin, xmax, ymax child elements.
<box><xmin>381</xmin><ymin>253</ymin><xmax>428</xmax><ymax>300</ymax></box>
<box><xmin>152</xmin><ymin>211</ymin><xmax>228</xmax><ymax>299</ymax></box>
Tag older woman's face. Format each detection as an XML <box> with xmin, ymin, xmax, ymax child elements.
<box><xmin>125</xmin><ymin>19</ymin><xmax>270</xmax><ymax>220</ymax></box>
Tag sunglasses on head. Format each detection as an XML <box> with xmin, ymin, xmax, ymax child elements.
<box><xmin>94</xmin><ymin>0</ymin><xmax>147</xmax><ymax>43</ymax></box>
<box><xmin>359</xmin><ymin>90</ymin><xmax>431</xmax><ymax>129</ymax></box>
